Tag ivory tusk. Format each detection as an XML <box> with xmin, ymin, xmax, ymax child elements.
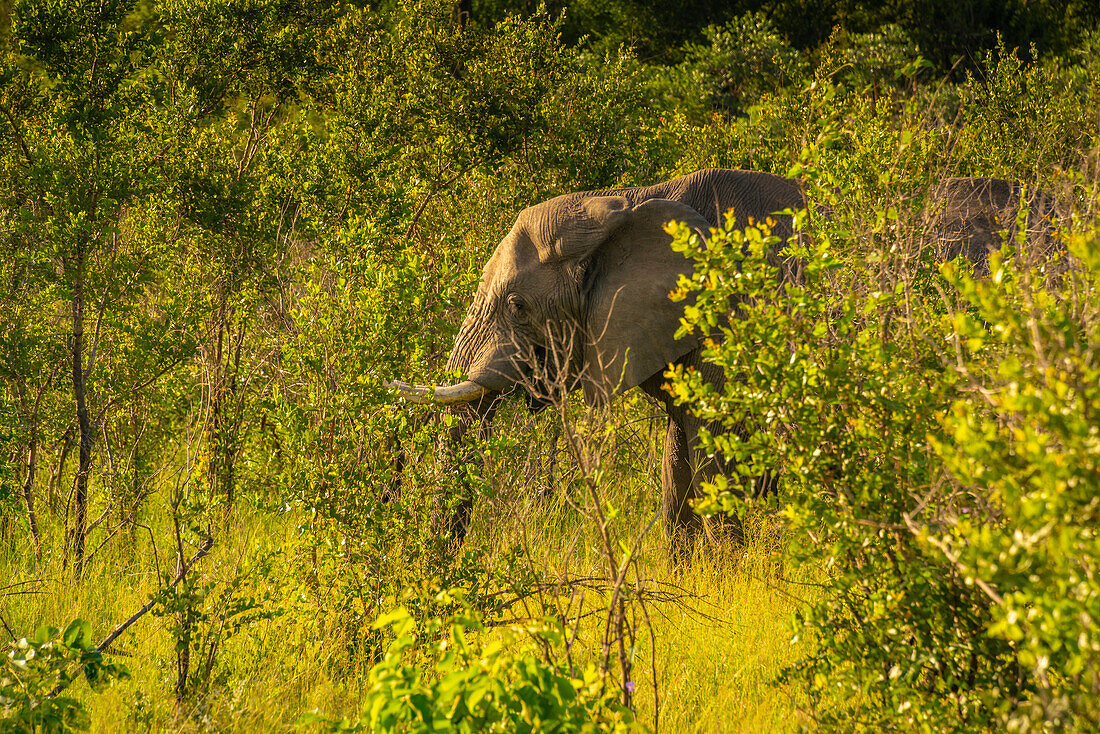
<box><xmin>384</xmin><ymin>379</ymin><xmax>490</xmax><ymax>405</ymax></box>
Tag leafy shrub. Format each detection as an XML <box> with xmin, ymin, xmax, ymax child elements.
<box><xmin>151</xmin><ymin>546</ymin><xmax>284</xmax><ymax>701</ymax></box>
<box><xmin>830</xmin><ymin>24</ymin><xmax>927</xmax><ymax>93</ymax></box>
<box><xmin>1</xmin><ymin>620</ymin><xmax>129</xmax><ymax>733</ymax></box>
<box><xmin>663</xmin><ymin>169</ymin><xmax>1100</xmax><ymax>728</ymax></box>
<box><xmin>954</xmin><ymin>42</ymin><xmax>1099</xmax><ymax>178</ymax></box>
<box><xmin>931</xmin><ymin>236</ymin><xmax>1100</xmax><ymax>730</ymax></box>
<box><xmin>651</xmin><ymin>12</ymin><xmax>806</xmax><ymax>123</ymax></box>
<box><xmin>308</xmin><ymin>603</ymin><xmax>634</xmax><ymax>733</ymax></box>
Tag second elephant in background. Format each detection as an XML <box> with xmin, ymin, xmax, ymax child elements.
<box><xmin>929</xmin><ymin>176</ymin><xmax>1062</xmax><ymax>275</ymax></box>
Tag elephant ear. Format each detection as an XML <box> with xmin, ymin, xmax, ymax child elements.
<box><xmin>534</xmin><ymin>196</ymin><xmax>632</xmax><ymax>264</ymax></box>
<box><xmin>582</xmin><ymin>198</ymin><xmax>710</xmax><ymax>404</ymax></box>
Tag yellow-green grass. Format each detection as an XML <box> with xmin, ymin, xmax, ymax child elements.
<box><xmin>2</xmin><ymin>413</ymin><xmax>814</xmax><ymax>732</ymax></box>
<box><xmin>477</xmin><ymin>481</ymin><xmax>814</xmax><ymax>734</ymax></box>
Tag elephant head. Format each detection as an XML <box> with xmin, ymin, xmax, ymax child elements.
<box><xmin>393</xmin><ymin>195</ymin><xmax>713</xmax><ymax>407</ymax></box>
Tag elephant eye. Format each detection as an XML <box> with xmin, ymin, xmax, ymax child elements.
<box><xmin>575</xmin><ymin>258</ymin><xmax>595</xmax><ymax>289</ymax></box>
<box><xmin>506</xmin><ymin>293</ymin><xmax>527</xmax><ymax>321</ymax></box>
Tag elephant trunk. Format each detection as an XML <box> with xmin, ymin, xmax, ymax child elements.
<box><xmin>382</xmin><ymin>296</ymin><xmax>509</xmax><ymax>551</ymax></box>
<box><xmin>385</xmin><ymin>293</ymin><xmax>515</xmax><ymax>405</ymax></box>
<box><xmin>444</xmin><ymin>295</ymin><xmax>525</xmax><ymax>393</ymax></box>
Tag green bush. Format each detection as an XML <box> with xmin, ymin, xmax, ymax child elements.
<box><xmin>664</xmin><ymin>175</ymin><xmax>1100</xmax><ymax>728</ymax></box>
<box><xmin>1</xmin><ymin>620</ymin><xmax>129</xmax><ymax>733</ymax></box>
<box><xmin>931</xmin><ymin>236</ymin><xmax>1100</xmax><ymax>730</ymax></box>
<box><xmin>307</xmin><ymin>603</ymin><xmax>634</xmax><ymax>733</ymax></box>
<box><xmin>830</xmin><ymin>25</ymin><xmax>927</xmax><ymax>93</ymax></box>
<box><xmin>651</xmin><ymin>12</ymin><xmax>806</xmax><ymax>123</ymax></box>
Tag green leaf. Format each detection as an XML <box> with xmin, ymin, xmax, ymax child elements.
<box><xmin>63</xmin><ymin>619</ymin><xmax>89</xmax><ymax>649</ymax></box>
<box><xmin>373</xmin><ymin>606</ymin><xmax>411</xmax><ymax>630</ymax></box>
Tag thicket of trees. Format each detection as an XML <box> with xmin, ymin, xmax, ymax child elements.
<box><xmin>2</xmin><ymin>1</ymin><xmax>1099</xmax><ymax>731</ymax></box>
<box><xmin>472</xmin><ymin>0</ymin><xmax>1100</xmax><ymax>65</ymax></box>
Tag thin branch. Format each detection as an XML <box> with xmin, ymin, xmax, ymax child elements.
<box><xmin>94</xmin><ymin>354</ymin><xmax>188</xmax><ymax>428</ymax></box>
<box><xmin>634</xmin><ymin>566</ymin><xmax>660</xmax><ymax>734</ymax></box>
<box><xmin>0</xmin><ymin>579</ymin><xmax>48</xmax><ymax>594</ymax></box>
<box><xmin>82</xmin><ymin>481</ymin><xmax>161</xmax><ymax>568</ymax></box>
<box><xmin>82</xmin><ymin>504</ymin><xmax>112</xmax><ymax>538</ymax></box>
<box><xmin>0</xmin><ymin>99</ymin><xmax>33</xmax><ymax>165</ymax></box>
<box><xmin>47</xmin><ymin>536</ymin><xmax>215</xmax><ymax>699</ymax></box>
<box><xmin>902</xmin><ymin>512</ymin><xmax>1004</xmax><ymax>606</ymax></box>
<box><xmin>404</xmin><ymin>167</ymin><xmax>471</xmax><ymax>241</ymax></box>
<box><xmin>0</xmin><ymin>590</ymin><xmax>46</xmax><ymax>598</ymax></box>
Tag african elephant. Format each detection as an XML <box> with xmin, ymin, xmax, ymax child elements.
<box><xmin>389</xmin><ymin>168</ymin><xmax>808</xmax><ymax>552</ymax></box>
<box><xmin>388</xmin><ymin>170</ymin><xmax>1059</xmax><ymax>555</ymax></box>
<box><xmin>928</xmin><ymin>177</ymin><xmax>1061</xmax><ymax>275</ymax></box>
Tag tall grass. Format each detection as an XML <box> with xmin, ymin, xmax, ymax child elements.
<box><xmin>2</xmin><ymin>427</ymin><xmax>813</xmax><ymax>732</ymax></box>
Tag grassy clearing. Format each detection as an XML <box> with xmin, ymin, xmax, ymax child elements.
<box><xmin>2</xmin><ymin>429</ymin><xmax>813</xmax><ymax>732</ymax></box>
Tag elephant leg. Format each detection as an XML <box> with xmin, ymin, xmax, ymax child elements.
<box><xmin>432</xmin><ymin>397</ymin><xmax>498</xmax><ymax>552</ymax></box>
<box><xmin>535</xmin><ymin>420</ymin><xmax>560</xmax><ymax>503</ymax></box>
<box><xmin>661</xmin><ymin>417</ymin><xmax>701</xmax><ymax>556</ymax></box>
<box><xmin>752</xmin><ymin>468</ymin><xmax>778</xmax><ymax>498</ymax></box>
<box><xmin>644</xmin><ymin>363</ymin><xmax>751</xmax><ymax>559</ymax></box>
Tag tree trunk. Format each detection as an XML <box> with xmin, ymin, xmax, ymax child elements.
<box><xmin>451</xmin><ymin>0</ymin><xmax>471</xmax><ymax>27</ymax></box>
<box><xmin>23</xmin><ymin>435</ymin><xmax>42</xmax><ymax>561</ymax></box>
<box><xmin>68</xmin><ymin>254</ymin><xmax>92</xmax><ymax>575</ymax></box>
<box><xmin>18</xmin><ymin>374</ymin><xmax>52</xmax><ymax>562</ymax></box>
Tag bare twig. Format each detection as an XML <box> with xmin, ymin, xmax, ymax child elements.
<box><xmin>0</xmin><ymin>579</ymin><xmax>48</xmax><ymax>594</ymax></box>
<box><xmin>404</xmin><ymin>167</ymin><xmax>471</xmax><ymax>242</ymax></box>
<box><xmin>634</xmin><ymin>559</ymin><xmax>661</xmax><ymax>734</ymax></box>
<box><xmin>83</xmin><ymin>504</ymin><xmax>112</xmax><ymax>539</ymax></box>
<box><xmin>0</xmin><ymin>590</ymin><xmax>46</xmax><ymax>598</ymax></box>
<box><xmin>94</xmin><ymin>354</ymin><xmax>189</xmax><ymax>428</ymax></box>
<box><xmin>47</xmin><ymin>535</ymin><xmax>215</xmax><ymax>699</ymax></box>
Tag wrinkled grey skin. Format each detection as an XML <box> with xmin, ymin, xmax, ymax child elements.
<box><xmin>439</xmin><ymin>169</ymin><xmax>807</xmax><ymax>551</ymax></box>
<box><xmin>929</xmin><ymin>177</ymin><xmax>1061</xmax><ymax>275</ymax></box>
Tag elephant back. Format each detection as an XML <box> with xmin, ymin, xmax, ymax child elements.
<box><xmin>582</xmin><ymin>168</ymin><xmax>807</xmax><ymax>231</ymax></box>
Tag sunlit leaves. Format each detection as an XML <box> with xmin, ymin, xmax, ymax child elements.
<box><xmin>1</xmin><ymin>619</ymin><xmax>129</xmax><ymax>732</ymax></box>
<box><xmin>932</xmin><ymin>236</ymin><xmax>1100</xmax><ymax>729</ymax></box>
<box><xmin>312</xmin><ymin>602</ymin><xmax>635</xmax><ymax>733</ymax></box>
<box><xmin>664</xmin><ymin>125</ymin><xmax>1100</xmax><ymax>728</ymax></box>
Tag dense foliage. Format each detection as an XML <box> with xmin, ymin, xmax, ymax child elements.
<box><xmin>663</xmin><ymin>51</ymin><xmax>1100</xmax><ymax>730</ymax></box>
<box><xmin>1</xmin><ymin>0</ymin><xmax>1099</xmax><ymax>731</ymax></box>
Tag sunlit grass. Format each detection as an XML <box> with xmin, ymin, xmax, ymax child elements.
<box><xmin>2</xmin><ymin>436</ymin><xmax>812</xmax><ymax>733</ymax></box>
<box><xmin>455</xmin><ymin>403</ymin><xmax>815</xmax><ymax>733</ymax></box>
